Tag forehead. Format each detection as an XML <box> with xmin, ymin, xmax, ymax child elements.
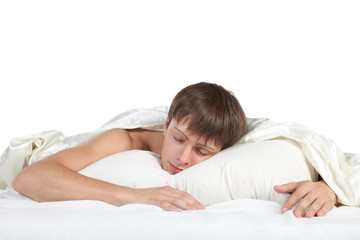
<box><xmin>169</xmin><ymin>118</ymin><xmax>198</xmax><ymax>136</ymax></box>
<box><xmin>169</xmin><ymin>119</ymin><xmax>221</xmax><ymax>150</ymax></box>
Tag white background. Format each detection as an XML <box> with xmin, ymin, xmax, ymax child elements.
<box><xmin>0</xmin><ymin>1</ymin><xmax>359</xmax><ymax>153</ymax></box>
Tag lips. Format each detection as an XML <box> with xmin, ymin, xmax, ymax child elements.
<box><xmin>169</xmin><ymin>162</ymin><xmax>183</xmax><ymax>174</ymax></box>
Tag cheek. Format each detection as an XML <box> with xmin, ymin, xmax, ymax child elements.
<box><xmin>192</xmin><ymin>154</ymin><xmax>215</xmax><ymax>165</ymax></box>
<box><xmin>192</xmin><ymin>156</ymin><xmax>207</xmax><ymax>165</ymax></box>
<box><xmin>160</xmin><ymin>137</ymin><xmax>174</xmax><ymax>161</ymax></box>
<box><xmin>163</xmin><ymin>142</ymin><xmax>179</xmax><ymax>158</ymax></box>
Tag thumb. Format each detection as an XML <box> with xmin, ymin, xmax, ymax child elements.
<box><xmin>274</xmin><ymin>182</ymin><xmax>298</xmax><ymax>194</ymax></box>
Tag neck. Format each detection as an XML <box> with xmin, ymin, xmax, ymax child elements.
<box><xmin>145</xmin><ymin>130</ymin><xmax>164</xmax><ymax>155</ymax></box>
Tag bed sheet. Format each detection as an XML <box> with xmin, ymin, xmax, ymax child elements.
<box><xmin>1</xmin><ymin>188</ymin><xmax>360</xmax><ymax>240</ymax></box>
<box><xmin>2</xmin><ymin>107</ymin><xmax>360</xmax><ymax>207</ymax></box>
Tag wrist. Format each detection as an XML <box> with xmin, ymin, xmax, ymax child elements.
<box><xmin>102</xmin><ymin>185</ymin><xmax>135</xmax><ymax>207</ymax></box>
<box><xmin>319</xmin><ymin>180</ymin><xmax>338</xmax><ymax>205</ymax></box>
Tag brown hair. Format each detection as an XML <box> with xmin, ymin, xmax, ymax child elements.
<box><xmin>167</xmin><ymin>82</ymin><xmax>247</xmax><ymax>149</ymax></box>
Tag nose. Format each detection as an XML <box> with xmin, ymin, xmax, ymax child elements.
<box><xmin>177</xmin><ymin>144</ymin><xmax>192</xmax><ymax>166</ymax></box>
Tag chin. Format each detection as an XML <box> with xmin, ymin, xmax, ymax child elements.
<box><xmin>164</xmin><ymin>165</ymin><xmax>176</xmax><ymax>175</ymax></box>
<box><xmin>160</xmin><ymin>159</ymin><xmax>174</xmax><ymax>175</ymax></box>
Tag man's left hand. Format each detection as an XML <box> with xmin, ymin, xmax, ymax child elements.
<box><xmin>274</xmin><ymin>180</ymin><xmax>338</xmax><ymax>218</ymax></box>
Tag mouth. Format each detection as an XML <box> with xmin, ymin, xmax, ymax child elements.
<box><xmin>169</xmin><ymin>162</ymin><xmax>183</xmax><ymax>174</ymax></box>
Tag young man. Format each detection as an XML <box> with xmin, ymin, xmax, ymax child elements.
<box><xmin>13</xmin><ymin>82</ymin><xmax>337</xmax><ymax>217</ymax></box>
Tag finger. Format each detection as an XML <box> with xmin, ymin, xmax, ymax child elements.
<box><xmin>274</xmin><ymin>182</ymin><xmax>298</xmax><ymax>194</ymax></box>
<box><xmin>316</xmin><ymin>202</ymin><xmax>334</xmax><ymax>217</ymax></box>
<box><xmin>152</xmin><ymin>188</ymin><xmax>187</xmax><ymax>211</ymax></box>
<box><xmin>158</xmin><ymin>201</ymin><xmax>182</xmax><ymax>212</ymax></box>
<box><xmin>173</xmin><ymin>191</ymin><xmax>205</xmax><ymax>210</ymax></box>
<box><xmin>281</xmin><ymin>183</ymin><xmax>311</xmax><ymax>214</ymax></box>
<box><xmin>163</xmin><ymin>187</ymin><xmax>205</xmax><ymax>210</ymax></box>
<box><xmin>304</xmin><ymin>198</ymin><xmax>324</xmax><ymax>218</ymax></box>
<box><xmin>294</xmin><ymin>190</ymin><xmax>322</xmax><ymax>218</ymax></box>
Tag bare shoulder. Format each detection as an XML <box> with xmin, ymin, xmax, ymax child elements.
<box><xmin>81</xmin><ymin>128</ymin><xmax>138</xmax><ymax>162</ymax></box>
<box><xmin>90</xmin><ymin>128</ymin><xmax>133</xmax><ymax>152</ymax></box>
<box><xmin>90</xmin><ymin>128</ymin><xmax>163</xmax><ymax>155</ymax></box>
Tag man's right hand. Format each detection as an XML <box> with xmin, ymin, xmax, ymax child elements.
<box><xmin>129</xmin><ymin>186</ymin><xmax>205</xmax><ymax>212</ymax></box>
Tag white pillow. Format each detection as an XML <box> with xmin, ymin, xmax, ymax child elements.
<box><xmin>79</xmin><ymin>139</ymin><xmax>317</xmax><ymax>206</ymax></box>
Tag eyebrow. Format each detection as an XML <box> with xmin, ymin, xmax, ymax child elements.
<box><xmin>174</xmin><ymin>126</ymin><xmax>215</xmax><ymax>151</ymax></box>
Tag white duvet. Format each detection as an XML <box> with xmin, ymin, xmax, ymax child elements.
<box><xmin>1</xmin><ymin>106</ymin><xmax>360</xmax><ymax>207</ymax></box>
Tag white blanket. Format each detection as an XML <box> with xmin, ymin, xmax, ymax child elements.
<box><xmin>1</xmin><ymin>106</ymin><xmax>359</xmax><ymax>206</ymax></box>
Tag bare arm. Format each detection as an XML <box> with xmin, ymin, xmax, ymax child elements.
<box><xmin>13</xmin><ymin>129</ymin><xmax>135</xmax><ymax>205</ymax></box>
<box><xmin>13</xmin><ymin>129</ymin><xmax>204</xmax><ymax>211</ymax></box>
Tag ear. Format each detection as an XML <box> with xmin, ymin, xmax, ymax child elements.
<box><xmin>163</xmin><ymin>117</ymin><xmax>170</xmax><ymax>136</ymax></box>
<box><xmin>165</xmin><ymin>117</ymin><xmax>171</xmax><ymax>128</ymax></box>
<box><xmin>163</xmin><ymin>117</ymin><xmax>171</xmax><ymax>136</ymax></box>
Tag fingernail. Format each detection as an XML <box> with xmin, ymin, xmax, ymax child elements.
<box><xmin>295</xmin><ymin>210</ymin><xmax>302</xmax><ymax>217</ymax></box>
<box><xmin>193</xmin><ymin>205</ymin><xmax>205</xmax><ymax>210</ymax></box>
<box><xmin>282</xmin><ymin>207</ymin><xmax>288</xmax><ymax>213</ymax></box>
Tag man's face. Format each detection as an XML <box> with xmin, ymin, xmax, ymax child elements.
<box><xmin>160</xmin><ymin>118</ymin><xmax>222</xmax><ymax>175</ymax></box>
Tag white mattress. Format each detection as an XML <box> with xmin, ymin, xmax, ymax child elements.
<box><xmin>1</xmin><ymin>188</ymin><xmax>360</xmax><ymax>240</ymax></box>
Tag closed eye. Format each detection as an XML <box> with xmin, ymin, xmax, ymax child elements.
<box><xmin>196</xmin><ymin>149</ymin><xmax>209</xmax><ymax>156</ymax></box>
<box><xmin>173</xmin><ymin>136</ymin><xmax>184</xmax><ymax>142</ymax></box>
